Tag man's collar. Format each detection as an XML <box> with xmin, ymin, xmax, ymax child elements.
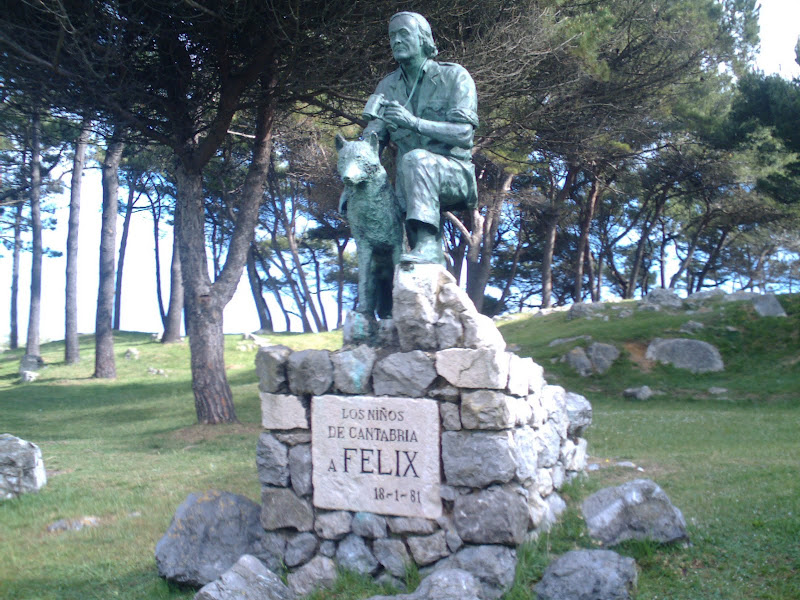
<box><xmin>389</xmin><ymin>60</ymin><xmax>440</xmax><ymax>101</ymax></box>
<box><xmin>399</xmin><ymin>58</ymin><xmax>428</xmax><ymax>84</ymax></box>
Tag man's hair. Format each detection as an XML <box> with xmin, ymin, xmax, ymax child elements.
<box><xmin>390</xmin><ymin>12</ymin><xmax>438</xmax><ymax>58</ymax></box>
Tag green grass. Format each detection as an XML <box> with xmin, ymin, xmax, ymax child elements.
<box><xmin>498</xmin><ymin>293</ymin><xmax>800</xmax><ymax>600</ymax></box>
<box><xmin>0</xmin><ymin>330</ymin><xmax>350</xmax><ymax>600</ymax></box>
<box><xmin>1</xmin><ymin>294</ymin><xmax>798</xmax><ymax>599</ymax></box>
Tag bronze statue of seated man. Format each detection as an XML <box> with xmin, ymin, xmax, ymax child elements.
<box><xmin>362</xmin><ymin>11</ymin><xmax>478</xmax><ymax>265</ymax></box>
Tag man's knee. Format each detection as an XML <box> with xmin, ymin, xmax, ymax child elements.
<box><xmin>400</xmin><ymin>149</ymin><xmax>438</xmax><ymax>174</ymax></box>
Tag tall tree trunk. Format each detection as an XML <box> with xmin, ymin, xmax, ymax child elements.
<box><xmin>495</xmin><ymin>232</ymin><xmax>524</xmax><ymax>315</ymax></box>
<box><xmin>10</xmin><ymin>196</ymin><xmax>23</xmax><ymax>350</ymax></box>
<box><xmin>176</xmin><ymin>167</ymin><xmax>234</xmax><ymax>422</ymax></box>
<box><xmin>65</xmin><ymin>119</ymin><xmax>90</xmax><ymax>364</ymax></box>
<box><xmin>26</xmin><ymin>112</ymin><xmax>43</xmax><ymax>358</ymax></box>
<box><xmin>669</xmin><ymin>213</ymin><xmax>711</xmax><ymax>290</ymax></box>
<box><xmin>161</xmin><ymin>232</ymin><xmax>184</xmax><ymax>343</ymax></box>
<box><xmin>541</xmin><ymin>166</ymin><xmax>578</xmax><ymax>308</ymax></box>
<box><xmin>466</xmin><ymin>178</ymin><xmax>507</xmax><ymax>312</ymax></box>
<box><xmin>271</xmin><ymin>241</ymin><xmax>313</xmax><ymax>332</ymax></box>
<box><xmin>695</xmin><ymin>229</ymin><xmax>730</xmax><ymax>291</ymax></box>
<box><xmin>443</xmin><ymin>218</ymin><xmax>468</xmax><ymax>284</ymax></box>
<box><xmin>574</xmin><ymin>174</ymin><xmax>600</xmax><ymax>301</ymax></box>
<box><xmin>94</xmin><ymin>135</ymin><xmax>125</xmax><ymax>379</ymax></box>
<box><xmin>626</xmin><ymin>190</ymin><xmax>669</xmax><ymax>299</ymax></box>
<box><xmin>285</xmin><ymin>227</ymin><xmax>324</xmax><ymax>331</ymax></box>
<box><xmin>310</xmin><ymin>247</ymin><xmax>329</xmax><ymax>332</ymax></box>
<box><xmin>540</xmin><ymin>213</ymin><xmax>558</xmax><ymax>308</ymax></box>
<box><xmin>595</xmin><ymin>251</ymin><xmax>603</xmax><ymax>302</ymax></box>
<box><xmin>255</xmin><ymin>247</ymin><xmax>290</xmax><ymax>331</ymax></box>
<box><xmin>585</xmin><ymin>246</ymin><xmax>597</xmax><ymax>302</ymax></box>
<box><xmin>659</xmin><ymin>221</ymin><xmax>668</xmax><ymax>289</ymax></box>
<box><xmin>175</xmin><ymin>93</ymin><xmax>275</xmax><ymax>424</ymax></box>
<box><xmin>113</xmin><ymin>185</ymin><xmax>136</xmax><ymax>330</ymax></box>
<box><xmin>459</xmin><ymin>208</ymin><xmax>485</xmax><ymax>308</ymax></box>
<box><xmin>150</xmin><ymin>192</ymin><xmax>167</xmax><ymax>324</ymax></box>
<box><xmin>246</xmin><ymin>244</ymin><xmax>273</xmax><ymax>333</ymax></box>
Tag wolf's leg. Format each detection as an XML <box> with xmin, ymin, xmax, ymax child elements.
<box><xmin>356</xmin><ymin>244</ymin><xmax>375</xmax><ymax>316</ymax></box>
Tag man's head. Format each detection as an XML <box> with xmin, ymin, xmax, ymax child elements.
<box><xmin>389</xmin><ymin>12</ymin><xmax>438</xmax><ymax>63</ymax></box>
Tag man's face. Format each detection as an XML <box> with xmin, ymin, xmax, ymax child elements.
<box><xmin>389</xmin><ymin>16</ymin><xmax>423</xmax><ymax>63</ymax></box>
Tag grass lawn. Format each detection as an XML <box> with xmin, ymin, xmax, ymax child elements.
<box><xmin>1</xmin><ymin>294</ymin><xmax>798</xmax><ymax>599</ymax></box>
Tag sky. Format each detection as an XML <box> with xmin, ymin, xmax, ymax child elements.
<box><xmin>1</xmin><ymin>1</ymin><xmax>799</xmax><ymax>345</ymax></box>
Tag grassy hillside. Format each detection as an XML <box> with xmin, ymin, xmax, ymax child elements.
<box><xmin>0</xmin><ymin>294</ymin><xmax>798</xmax><ymax>599</ymax></box>
<box><xmin>500</xmin><ymin>293</ymin><xmax>800</xmax><ymax>600</ymax></box>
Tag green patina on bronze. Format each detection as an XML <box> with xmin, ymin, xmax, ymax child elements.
<box><xmin>336</xmin><ymin>132</ymin><xmax>403</xmax><ymax>319</ymax></box>
<box><xmin>336</xmin><ymin>12</ymin><xmax>479</xmax><ymax>318</ymax></box>
<box><xmin>363</xmin><ymin>11</ymin><xmax>478</xmax><ymax>266</ymax></box>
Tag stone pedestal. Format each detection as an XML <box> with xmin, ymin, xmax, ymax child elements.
<box><xmin>253</xmin><ymin>264</ymin><xmax>592</xmax><ymax>599</ymax></box>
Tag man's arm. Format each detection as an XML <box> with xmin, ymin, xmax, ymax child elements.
<box><xmin>382</xmin><ymin>102</ymin><xmax>473</xmax><ymax>148</ymax></box>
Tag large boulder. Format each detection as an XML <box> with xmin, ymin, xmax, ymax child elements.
<box><xmin>586</xmin><ymin>343</ymin><xmax>620</xmax><ymax>374</ymax></box>
<box><xmin>752</xmin><ymin>293</ymin><xmax>787</xmax><ymax>317</ymax></box>
<box><xmin>686</xmin><ymin>288</ymin><xmax>726</xmax><ymax>306</ymax></box>
<box><xmin>564</xmin><ymin>343</ymin><xmax>619</xmax><ymax>376</ymax></box>
<box><xmin>643</xmin><ymin>288</ymin><xmax>683</xmax><ymax>309</ymax></box>
<box><xmin>567</xmin><ymin>303</ymin><xmax>605</xmax><ymax>320</ymax></box>
<box><xmin>534</xmin><ymin>549</ymin><xmax>638</xmax><ymax>600</ymax></box>
<box><xmin>193</xmin><ymin>554</ymin><xmax>294</xmax><ymax>600</ymax></box>
<box><xmin>391</xmin><ymin>262</ymin><xmax>507</xmax><ymax>352</ymax></box>
<box><xmin>582</xmin><ymin>479</ymin><xmax>688</xmax><ymax>546</ymax></box>
<box><xmin>0</xmin><ymin>434</ymin><xmax>47</xmax><ymax>500</ymax></box>
<box><xmin>723</xmin><ymin>291</ymin><xmax>760</xmax><ymax>302</ymax></box>
<box><xmin>564</xmin><ymin>347</ymin><xmax>592</xmax><ymax>377</ymax></box>
<box><xmin>623</xmin><ymin>386</ymin><xmax>653</xmax><ymax>401</ymax></box>
<box><xmin>392</xmin><ymin>263</ymin><xmax>448</xmax><ymax>351</ymax></box>
<box><xmin>645</xmin><ymin>338</ymin><xmax>724</xmax><ymax>373</ymax></box>
<box><xmin>155</xmin><ymin>491</ymin><xmax>284</xmax><ymax>587</ymax></box>
<box><xmin>365</xmin><ymin>568</ymin><xmax>482</xmax><ymax>600</ymax></box>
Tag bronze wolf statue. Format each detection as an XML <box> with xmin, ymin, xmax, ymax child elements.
<box><xmin>335</xmin><ymin>132</ymin><xmax>404</xmax><ymax>319</ymax></box>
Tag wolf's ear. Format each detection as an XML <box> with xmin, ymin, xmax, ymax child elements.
<box><xmin>367</xmin><ymin>131</ymin><xmax>380</xmax><ymax>153</ymax></box>
<box><xmin>335</xmin><ymin>133</ymin><xmax>346</xmax><ymax>151</ymax></box>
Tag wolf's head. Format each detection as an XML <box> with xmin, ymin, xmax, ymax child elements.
<box><xmin>336</xmin><ymin>132</ymin><xmax>383</xmax><ymax>186</ymax></box>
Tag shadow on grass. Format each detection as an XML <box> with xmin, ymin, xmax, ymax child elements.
<box><xmin>0</xmin><ymin>567</ymin><xmax>196</xmax><ymax>600</ymax></box>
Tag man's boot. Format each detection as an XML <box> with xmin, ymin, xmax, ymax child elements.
<box><xmin>401</xmin><ymin>221</ymin><xmax>445</xmax><ymax>265</ymax></box>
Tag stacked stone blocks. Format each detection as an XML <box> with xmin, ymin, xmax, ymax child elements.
<box><xmin>254</xmin><ymin>265</ymin><xmax>591</xmax><ymax>597</ymax></box>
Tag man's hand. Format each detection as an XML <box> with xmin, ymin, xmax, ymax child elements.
<box><xmin>383</xmin><ymin>101</ymin><xmax>417</xmax><ymax>131</ymax></box>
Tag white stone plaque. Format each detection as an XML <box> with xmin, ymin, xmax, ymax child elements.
<box><xmin>312</xmin><ymin>395</ymin><xmax>441</xmax><ymax>519</ymax></box>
